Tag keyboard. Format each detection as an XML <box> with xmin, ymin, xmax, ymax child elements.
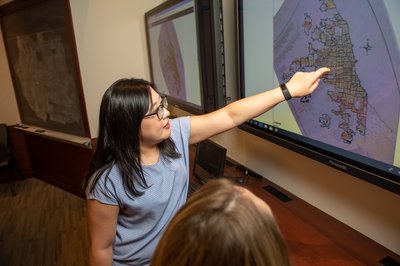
<box><xmin>187</xmin><ymin>180</ymin><xmax>202</xmax><ymax>199</ymax></box>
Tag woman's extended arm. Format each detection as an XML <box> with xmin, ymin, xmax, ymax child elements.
<box><xmin>87</xmin><ymin>200</ymin><xmax>119</xmax><ymax>266</ymax></box>
<box><xmin>189</xmin><ymin>67</ymin><xmax>330</xmax><ymax>144</ymax></box>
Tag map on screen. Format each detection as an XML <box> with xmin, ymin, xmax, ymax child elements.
<box><xmin>273</xmin><ymin>0</ymin><xmax>400</xmax><ymax>165</ymax></box>
<box><xmin>147</xmin><ymin>0</ymin><xmax>202</xmax><ymax>108</ymax></box>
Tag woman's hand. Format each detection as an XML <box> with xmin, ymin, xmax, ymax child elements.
<box><xmin>286</xmin><ymin>67</ymin><xmax>330</xmax><ymax>98</ymax></box>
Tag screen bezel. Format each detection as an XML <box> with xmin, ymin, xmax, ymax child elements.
<box><xmin>236</xmin><ymin>0</ymin><xmax>400</xmax><ymax>195</ymax></box>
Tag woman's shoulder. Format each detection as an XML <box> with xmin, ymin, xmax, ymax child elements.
<box><xmin>94</xmin><ymin>165</ymin><xmax>123</xmax><ymax>189</ymax></box>
<box><xmin>169</xmin><ymin>116</ymin><xmax>191</xmax><ymax>152</ymax></box>
<box><xmin>87</xmin><ymin>164</ymin><xmax>125</xmax><ymax>205</ymax></box>
<box><xmin>170</xmin><ymin>116</ymin><xmax>190</xmax><ymax>135</ymax></box>
<box><xmin>170</xmin><ymin>116</ymin><xmax>190</xmax><ymax>126</ymax></box>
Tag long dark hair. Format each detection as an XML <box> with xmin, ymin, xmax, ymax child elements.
<box><xmin>83</xmin><ymin>78</ymin><xmax>180</xmax><ymax>198</ymax></box>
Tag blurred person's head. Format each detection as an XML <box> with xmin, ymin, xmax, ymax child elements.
<box><xmin>152</xmin><ymin>178</ymin><xmax>290</xmax><ymax>266</ymax></box>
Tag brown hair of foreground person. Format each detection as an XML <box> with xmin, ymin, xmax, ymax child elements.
<box><xmin>151</xmin><ymin>178</ymin><xmax>290</xmax><ymax>266</ymax></box>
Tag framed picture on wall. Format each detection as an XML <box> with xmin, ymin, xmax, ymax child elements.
<box><xmin>0</xmin><ymin>0</ymin><xmax>89</xmax><ymax>137</ymax></box>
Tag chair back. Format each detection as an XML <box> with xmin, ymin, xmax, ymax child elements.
<box><xmin>0</xmin><ymin>123</ymin><xmax>9</xmax><ymax>159</ymax></box>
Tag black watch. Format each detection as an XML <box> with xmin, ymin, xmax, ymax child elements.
<box><xmin>280</xmin><ymin>83</ymin><xmax>292</xmax><ymax>101</ymax></box>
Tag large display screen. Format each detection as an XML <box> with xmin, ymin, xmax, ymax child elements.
<box><xmin>145</xmin><ymin>0</ymin><xmax>225</xmax><ymax>114</ymax></box>
<box><xmin>237</xmin><ymin>0</ymin><xmax>400</xmax><ymax>194</ymax></box>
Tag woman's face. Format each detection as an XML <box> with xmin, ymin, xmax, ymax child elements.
<box><xmin>140</xmin><ymin>88</ymin><xmax>171</xmax><ymax>146</ymax></box>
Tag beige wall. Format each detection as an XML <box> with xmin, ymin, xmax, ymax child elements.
<box><xmin>70</xmin><ymin>0</ymin><xmax>162</xmax><ymax>136</ymax></box>
<box><xmin>0</xmin><ymin>25</ymin><xmax>20</xmax><ymax>125</ymax></box>
<box><xmin>0</xmin><ymin>0</ymin><xmax>399</xmax><ymax>254</ymax></box>
<box><xmin>0</xmin><ymin>0</ymin><xmax>162</xmax><ymax>132</ymax></box>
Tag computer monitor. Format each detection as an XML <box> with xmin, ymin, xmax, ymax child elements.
<box><xmin>236</xmin><ymin>0</ymin><xmax>400</xmax><ymax>194</ymax></box>
<box><xmin>193</xmin><ymin>139</ymin><xmax>227</xmax><ymax>183</ymax></box>
<box><xmin>145</xmin><ymin>0</ymin><xmax>226</xmax><ymax>114</ymax></box>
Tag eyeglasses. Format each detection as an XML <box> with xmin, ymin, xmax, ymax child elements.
<box><xmin>143</xmin><ymin>96</ymin><xmax>168</xmax><ymax>120</ymax></box>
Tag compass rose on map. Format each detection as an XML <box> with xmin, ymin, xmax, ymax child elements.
<box><xmin>360</xmin><ymin>38</ymin><xmax>375</xmax><ymax>56</ymax></box>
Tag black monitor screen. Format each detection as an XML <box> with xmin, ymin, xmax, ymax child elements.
<box><xmin>237</xmin><ymin>0</ymin><xmax>400</xmax><ymax>194</ymax></box>
<box><xmin>193</xmin><ymin>139</ymin><xmax>227</xmax><ymax>183</ymax></box>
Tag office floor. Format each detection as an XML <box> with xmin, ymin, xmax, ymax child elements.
<box><xmin>0</xmin><ymin>178</ymin><xmax>88</xmax><ymax>266</ymax></box>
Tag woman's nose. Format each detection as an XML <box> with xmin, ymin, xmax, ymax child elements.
<box><xmin>163</xmin><ymin>107</ymin><xmax>170</xmax><ymax>119</ymax></box>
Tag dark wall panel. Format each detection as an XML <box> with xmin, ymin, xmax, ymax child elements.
<box><xmin>24</xmin><ymin>133</ymin><xmax>93</xmax><ymax>198</ymax></box>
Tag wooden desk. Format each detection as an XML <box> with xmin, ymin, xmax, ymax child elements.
<box><xmin>189</xmin><ymin>144</ymin><xmax>400</xmax><ymax>266</ymax></box>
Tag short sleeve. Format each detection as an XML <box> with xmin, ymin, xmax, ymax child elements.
<box><xmin>87</xmin><ymin>168</ymin><xmax>122</xmax><ymax>206</ymax></box>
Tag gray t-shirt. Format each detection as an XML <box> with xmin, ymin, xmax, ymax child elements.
<box><xmin>88</xmin><ymin>116</ymin><xmax>191</xmax><ymax>265</ymax></box>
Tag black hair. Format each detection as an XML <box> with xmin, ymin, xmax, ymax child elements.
<box><xmin>83</xmin><ymin>78</ymin><xmax>181</xmax><ymax>198</ymax></box>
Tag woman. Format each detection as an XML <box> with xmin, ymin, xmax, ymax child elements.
<box><xmin>151</xmin><ymin>178</ymin><xmax>290</xmax><ymax>266</ymax></box>
<box><xmin>83</xmin><ymin>68</ymin><xmax>329</xmax><ymax>265</ymax></box>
